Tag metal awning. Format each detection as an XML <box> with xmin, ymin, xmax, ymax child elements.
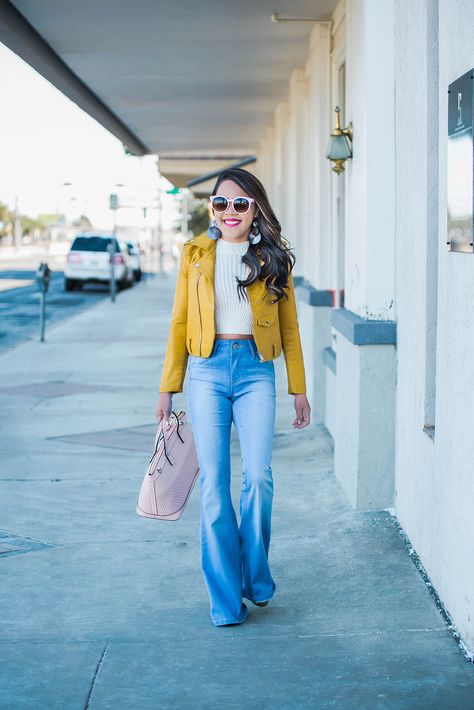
<box><xmin>1</xmin><ymin>0</ymin><xmax>337</xmax><ymax>189</ymax></box>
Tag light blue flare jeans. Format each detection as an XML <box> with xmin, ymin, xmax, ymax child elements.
<box><xmin>187</xmin><ymin>338</ymin><xmax>277</xmax><ymax>626</ymax></box>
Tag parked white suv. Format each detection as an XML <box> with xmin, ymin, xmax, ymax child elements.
<box><xmin>64</xmin><ymin>233</ymin><xmax>134</xmax><ymax>291</ymax></box>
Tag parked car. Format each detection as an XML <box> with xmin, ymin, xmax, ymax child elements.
<box><xmin>64</xmin><ymin>233</ymin><xmax>134</xmax><ymax>291</ymax></box>
<box><xmin>125</xmin><ymin>240</ymin><xmax>143</xmax><ymax>282</ymax></box>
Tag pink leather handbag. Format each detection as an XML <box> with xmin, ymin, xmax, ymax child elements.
<box><xmin>136</xmin><ymin>410</ymin><xmax>200</xmax><ymax>521</ymax></box>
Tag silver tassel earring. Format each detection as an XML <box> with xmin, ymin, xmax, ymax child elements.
<box><xmin>248</xmin><ymin>218</ymin><xmax>261</xmax><ymax>245</ymax></box>
<box><xmin>207</xmin><ymin>218</ymin><xmax>221</xmax><ymax>240</ymax></box>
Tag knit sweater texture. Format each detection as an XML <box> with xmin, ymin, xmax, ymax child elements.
<box><xmin>214</xmin><ymin>237</ymin><xmax>253</xmax><ymax>334</ymax></box>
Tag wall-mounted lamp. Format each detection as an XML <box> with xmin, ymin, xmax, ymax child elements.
<box><xmin>326</xmin><ymin>106</ymin><xmax>353</xmax><ymax>174</ymax></box>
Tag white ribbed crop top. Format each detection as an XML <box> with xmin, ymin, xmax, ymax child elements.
<box><xmin>214</xmin><ymin>237</ymin><xmax>254</xmax><ymax>334</ymax></box>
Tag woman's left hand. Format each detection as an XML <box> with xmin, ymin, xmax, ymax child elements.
<box><xmin>292</xmin><ymin>394</ymin><xmax>311</xmax><ymax>429</ymax></box>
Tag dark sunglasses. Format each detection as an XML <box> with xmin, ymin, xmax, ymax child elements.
<box><xmin>209</xmin><ymin>195</ymin><xmax>257</xmax><ymax>215</ymax></box>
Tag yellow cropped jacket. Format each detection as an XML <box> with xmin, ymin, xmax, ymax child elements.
<box><xmin>159</xmin><ymin>233</ymin><xmax>307</xmax><ymax>395</ymax></box>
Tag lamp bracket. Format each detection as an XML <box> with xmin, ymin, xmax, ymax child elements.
<box><xmin>343</xmin><ymin>121</ymin><xmax>353</xmax><ymax>142</ymax></box>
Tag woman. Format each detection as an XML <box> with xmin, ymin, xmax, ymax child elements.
<box><xmin>156</xmin><ymin>167</ymin><xmax>311</xmax><ymax>627</ymax></box>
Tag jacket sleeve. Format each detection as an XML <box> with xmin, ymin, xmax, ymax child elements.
<box><xmin>159</xmin><ymin>246</ymin><xmax>189</xmax><ymax>394</ymax></box>
<box><xmin>278</xmin><ymin>270</ymin><xmax>307</xmax><ymax>395</ymax></box>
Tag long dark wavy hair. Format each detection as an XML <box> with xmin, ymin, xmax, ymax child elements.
<box><xmin>210</xmin><ymin>167</ymin><xmax>295</xmax><ymax>304</ymax></box>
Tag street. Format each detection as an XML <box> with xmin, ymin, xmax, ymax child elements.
<box><xmin>0</xmin><ymin>268</ymin><xmax>110</xmax><ymax>353</ymax></box>
<box><xmin>0</xmin><ymin>243</ymin><xmax>136</xmax><ymax>353</ymax></box>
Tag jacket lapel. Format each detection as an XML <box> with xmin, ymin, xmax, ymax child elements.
<box><xmin>195</xmin><ymin>238</ymin><xmax>216</xmax><ymax>284</ymax></box>
<box><xmin>191</xmin><ymin>234</ymin><xmax>268</xmax><ymax>304</ymax></box>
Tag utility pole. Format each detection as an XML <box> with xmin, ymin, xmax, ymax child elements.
<box><xmin>181</xmin><ymin>189</ymin><xmax>189</xmax><ymax>240</ymax></box>
<box><xmin>157</xmin><ymin>183</ymin><xmax>163</xmax><ymax>275</ymax></box>
<box><xmin>108</xmin><ymin>193</ymin><xmax>119</xmax><ymax>302</ymax></box>
<box><xmin>155</xmin><ymin>158</ymin><xmax>164</xmax><ymax>275</ymax></box>
<box><xmin>14</xmin><ymin>195</ymin><xmax>21</xmax><ymax>250</ymax></box>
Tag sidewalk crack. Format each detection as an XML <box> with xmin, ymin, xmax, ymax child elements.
<box><xmin>84</xmin><ymin>641</ymin><xmax>109</xmax><ymax>709</ymax></box>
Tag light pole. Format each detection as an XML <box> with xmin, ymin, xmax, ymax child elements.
<box><xmin>181</xmin><ymin>189</ymin><xmax>190</xmax><ymax>240</ymax></box>
<box><xmin>13</xmin><ymin>195</ymin><xmax>21</xmax><ymax>250</ymax></box>
<box><xmin>108</xmin><ymin>193</ymin><xmax>119</xmax><ymax>302</ymax></box>
<box><xmin>155</xmin><ymin>158</ymin><xmax>164</xmax><ymax>275</ymax></box>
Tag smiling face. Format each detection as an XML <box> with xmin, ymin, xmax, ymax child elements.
<box><xmin>210</xmin><ymin>179</ymin><xmax>258</xmax><ymax>243</ymax></box>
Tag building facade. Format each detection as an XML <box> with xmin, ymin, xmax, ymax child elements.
<box><xmin>256</xmin><ymin>0</ymin><xmax>474</xmax><ymax>656</ymax></box>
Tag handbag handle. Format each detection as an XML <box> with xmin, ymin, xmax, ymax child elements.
<box><xmin>150</xmin><ymin>410</ymin><xmax>185</xmax><ymax>468</ymax></box>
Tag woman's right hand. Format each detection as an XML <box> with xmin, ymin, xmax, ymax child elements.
<box><xmin>156</xmin><ymin>393</ymin><xmax>173</xmax><ymax>429</ymax></box>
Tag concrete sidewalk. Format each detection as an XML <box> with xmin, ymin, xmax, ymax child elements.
<box><xmin>0</xmin><ymin>272</ymin><xmax>473</xmax><ymax>710</ymax></box>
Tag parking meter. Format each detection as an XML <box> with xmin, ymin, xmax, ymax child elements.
<box><xmin>36</xmin><ymin>262</ymin><xmax>51</xmax><ymax>293</ymax></box>
<box><xmin>36</xmin><ymin>262</ymin><xmax>51</xmax><ymax>341</ymax></box>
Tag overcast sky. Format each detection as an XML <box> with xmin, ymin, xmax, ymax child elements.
<box><xmin>0</xmin><ymin>42</ymin><xmax>176</xmax><ymax>230</ymax></box>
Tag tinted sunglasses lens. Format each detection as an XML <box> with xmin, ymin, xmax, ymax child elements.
<box><xmin>211</xmin><ymin>196</ymin><xmax>228</xmax><ymax>212</ymax></box>
<box><xmin>233</xmin><ymin>198</ymin><xmax>251</xmax><ymax>214</ymax></box>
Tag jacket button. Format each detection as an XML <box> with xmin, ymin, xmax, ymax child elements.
<box><xmin>195</xmin><ymin>263</ymin><xmax>200</xmax><ymax>267</ymax></box>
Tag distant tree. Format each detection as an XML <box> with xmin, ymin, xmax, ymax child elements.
<box><xmin>0</xmin><ymin>207</ymin><xmax>65</xmax><ymax>242</ymax></box>
<box><xmin>37</xmin><ymin>213</ymin><xmax>63</xmax><ymax>226</ymax></box>
<box><xmin>72</xmin><ymin>214</ymin><xmax>92</xmax><ymax>229</ymax></box>
<box><xmin>0</xmin><ymin>202</ymin><xmax>13</xmax><ymax>240</ymax></box>
<box><xmin>189</xmin><ymin>200</ymin><xmax>210</xmax><ymax>237</ymax></box>
<box><xmin>21</xmin><ymin>215</ymin><xmax>38</xmax><ymax>236</ymax></box>
<box><xmin>36</xmin><ymin>214</ymin><xmax>64</xmax><ymax>240</ymax></box>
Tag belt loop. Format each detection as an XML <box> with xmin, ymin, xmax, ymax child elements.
<box><xmin>248</xmin><ymin>339</ymin><xmax>256</xmax><ymax>358</ymax></box>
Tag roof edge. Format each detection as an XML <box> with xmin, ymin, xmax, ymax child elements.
<box><xmin>0</xmin><ymin>0</ymin><xmax>152</xmax><ymax>156</ymax></box>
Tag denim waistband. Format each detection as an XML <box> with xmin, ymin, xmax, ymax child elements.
<box><xmin>212</xmin><ymin>338</ymin><xmax>257</xmax><ymax>358</ymax></box>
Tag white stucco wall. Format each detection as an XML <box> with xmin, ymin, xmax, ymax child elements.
<box><xmin>256</xmin><ymin>0</ymin><xmax>474</xmax><ymax>652</ymax></box>
<box><xmin>394</xmin><ymin>0</ymin><xmax>474</xmax><ymax>654</ymax></box>
<box><xmin>345</xmin><ymin>0</ymin><xmax>396</xmax><ymax>319</ymax></box>
<box><xmin>256</xmin><ymin>21</ymin><xmax>332</xmax><ymax>288</ymax></box>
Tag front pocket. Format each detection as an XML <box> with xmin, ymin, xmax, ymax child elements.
<box><xmin>257</xmin><ymin>313</ymin><xmax>276</xmax><ymax>327</ymax></box>
<box><xmin>190</xmin><ymin>354</ymin><xmax>207</xmax><ymax>364</ymax></box>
